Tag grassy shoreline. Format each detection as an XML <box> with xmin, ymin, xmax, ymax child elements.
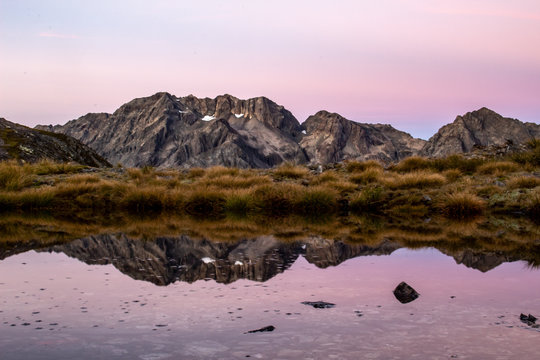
<box><xmin>1</xmin><ymin>140</ymin><xmax>539</xmax><ymax>222</ymax></box>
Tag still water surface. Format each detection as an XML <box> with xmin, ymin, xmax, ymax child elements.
<box><xmin>0</xmin><ymin>234</ymin><xmax>539</xmax><ymax>359</ymax></box>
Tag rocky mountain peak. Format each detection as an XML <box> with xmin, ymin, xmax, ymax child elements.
<box><xmin>300</xmin><ymin>111</ymin><xmax>426</xmax><ymax>164</ymax></box>
<box><xmin>421</xmin><ymin>107</ymin><xmax>540</xmax><ymax>157</ymax></box>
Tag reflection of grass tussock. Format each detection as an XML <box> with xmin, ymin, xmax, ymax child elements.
<box><xmin>1</xmin><ymin>212</ymin><xmax>539</xmax><ymax>268</ymax></box>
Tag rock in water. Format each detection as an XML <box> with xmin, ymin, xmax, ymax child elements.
<box><xmin>393</xmin><ymin>282</ymin><xmax>420</xmax><ymax>304</ymax></box>
<box><xmin>246</xmin><ymin>325</ymin><xmax>275</xmax><ymax>334</ymax></box>
<box><xmin>301</xmin><ymin>301</ymin><xmax>336</xmax><ymax>309</ymax></box>
<box><xmin>520</xmin><ymin>313</ymin><xmax>537</xmax><ymax>326</ymax></box>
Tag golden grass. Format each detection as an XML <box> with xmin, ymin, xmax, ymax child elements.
<box><xmin>349</xmin><ymin>167</ymin><xmax>383</xmax><ymax>184</ymax></box>
<box><xmin>441</xmin><ymin>192</ymin><xmax>486</xmax><ymax>219</ymax></box>
<box><xmin>0</xmin><ymin>158</ymin><xmax>537</xmax><ymax>222</ymax></box>
<box><xmin>198</xmin><ymin>174</ymin><xmax>271</xmax><ymax>189</ymax></box>
<box><xmin>271</xmin><ymin>163</ymin><xmax>310</xmax><ymax>180</ymax></box>
<box><xmin>392</xmin><ymin>156</ymin><xmax>431</xmax><ymax>172</ymax></box>
<box><xmin>507</xmin><ymin>176</ymin><xmax>540</xmax><ymax>189</ymax></box>
<box><xmin>345</xmin><ymin>160</ymin><xmax>383</xmax><ymax>173</ymax></box>
<box><xmin>0</xmin><ymin>161</ymin><xmax>33</xmax><ymax>190</ymax></box>
<box><xmin>384</xmin><ymin>171</ymin><xmax>446</xmax><ymax>189</ymax></box>
<box><xmin>477</xmin><ymin>161</ymin><xmax>520</xmax><ymax>175</ymax></box>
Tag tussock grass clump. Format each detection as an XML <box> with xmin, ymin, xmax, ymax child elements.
<box><xmin>476</xmin><ymin>185</ymin><xmax>503</xmax><ymax>198</ymax></box>
<box><xmin>319</xmin><ymin>180</ymin><xmax>358</xmax><ymax>195</ymax></box>
<box><xmin>345</xmin><ymin>160</ymin><xmax>382</xmax><ymax>173</ymax></box>
<box><xmin>384</xmin><ymin>171</ymin><xmax>446</xmax><ymax>189</ymax></box>
<box><xmin>349</xmin><ymin>167</ymin><xmax>383</xmax><ymax>184</ymax></box>
<box><xmin>393</xmin><ymin>156</ymin><xmax>431</xmax><ymax>172</ymax></box>
<box><xmin>477</xmin><ymin>161</ymin><xmax>520</xmax><ymax>175</ymax></box>
<box><xmin>349</xmin><ymin>186</ymin><xmax>385</xmax><ymax>213</ymax></box>
<box><xmin>272</xmin><ymin>163</ymin><xmax>309</xmax><ymax>180</ymax></box>
<box><xmin>310</xmin><ymin>171</ymin><xmax>340</xmax><ymax>185</ymax></box>
<box><xmin>507</xmin><ymin>176</ymin><xmax>540</xmax><ymax>189</ymax></box>
<box><xmin>295</xmin><ymin>187</ymin><xmax>338</xmax><ymax>217</ymax></box>
<box><xmin>512</xmin><ymin>139</ymin><xmax>540</xmax><ymax>167</ymax></box>
<box><xmin>441</xmin><ymin>193</ymin><xmax>486</xmax><ymax>219</ymax></box>
<box><xmin>66</xmin><ymin>174</ymin><xmax>102</xmax><ymax>184</ymax></box>
<box><xmin>185</xmin><ymin>190</ymin><xmax>226</xmax><ymax>218</ymax></box>
<box><xmin>431</xmin><ymin>155</ymin><xmax>484</xmax><ymax>173</ymax></box>
<box><xmin>121</xmin><ymin>187</ymin><xmax>166</xmax><ymax>213</ymax></box>
<box><xmin>0</xmin><ymin>188</ymin><xmax>55</xmax><ymax>210</ymax></box>
<box><xmin>0</xmin><ymin>161</ymin><xmax>33</xmax><ymax>191</ymax></box>
<box><xmin>31</xmin><ymin>160</ymin><xmax>85</xmax><ymax>175</ymax></box>
<box><xmin>252</xmin><ymin>183</ymin><xmax>302</xmax><ymax>216</ymax></box>
<box><xmin>199</xmin><ymin>174</ymin><xmax>271</xmax><ymax>189</ymax></box>
<box><xmin>203</xmin><ymin>166</ymin><xmax>240</xmax><ymax>178</ymax></box>
<box><xmin>225</xmin><ymin>192</ymin><xmax>253</xmax><ymax>217</ymax></box>
<box><xmin>54</xmin><ymin>181</ymin><xmax>128</xmax><ymax>210</ymax></box>
<box><xmin>443</xmin><ymin>169</ymin><xmax>462</xmax><ymax>182</ymax></box>
<box><xmin>187</xmin><ymin>167</ymin><xmax>206</xmax><ymax>179</ymax></box>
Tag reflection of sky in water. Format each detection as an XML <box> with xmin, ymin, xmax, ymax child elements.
<box><xmin>0</xmin><ymin>248</ymin><xmax>539</xmax><ymax>359</ymax></box>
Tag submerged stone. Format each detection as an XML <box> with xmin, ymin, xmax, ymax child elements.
<box><xmin>246</xmin><ymin>325</ymin><xmax>275</xmax><ymax>334</ymax></box>
<box><xmin>301</xmin><ymin>301</ymin><xmax>336</xmax><ymax>309</ymax></box>
<box><xmin>393</xmin><ymin>282</ymin><xmax>420</xmax><ymax>304</ymax></box>
<box><xmin>520</xmin><ymin>313</ymin><xmax>537</xmax><ymax>326</ymax></box>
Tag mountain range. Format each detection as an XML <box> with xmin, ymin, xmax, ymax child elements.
<box><xmin>4</xmin><ymin>92</ymin><xmax>539</xmax><ymax>168</ymax></box>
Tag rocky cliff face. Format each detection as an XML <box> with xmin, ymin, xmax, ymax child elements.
<box><xmin>300</xmin><ymin>111</ymin><xmax>426</xmax><ymax>163</ymax></box>
<box><xmin>39</xmin><ymin>93</ymin><xmax>307</xmax><ymax>168</ymax></box>
<box><xmin>38</xmin><ymin>93</ymin><xmax>429</xmax><ymax>168</ymax></box>
<box><xmin>421</xmin><ymin>107</ymin><xmax>540</xmax><ymax>157</ymax></box>
<box><xmin>0</xmin><ymin>117</ymin><xmax>110</xmax><ymax>167</ymax></box>
<box><xmin>37</xmin><ymin>96</ymin><xmax>539</xmax><ymax>167</ymax></box>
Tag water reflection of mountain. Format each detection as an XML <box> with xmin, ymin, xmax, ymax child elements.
<box><xmin>38</xmin><ymin>234</ymin><xmax>400</xmax><ymax>285</ymax></box>
<box><xmin>1</xmin><ymin>230</ymin><xmax>538</xmax><ymax>284</ymax></box>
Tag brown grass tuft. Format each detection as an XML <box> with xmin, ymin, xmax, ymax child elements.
<box><xmin>441</xmin><ymin>192</ymin><xmax>486</xmax><ymax>219</ymax></box>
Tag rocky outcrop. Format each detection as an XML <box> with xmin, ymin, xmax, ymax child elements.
<box><xmin>421</xmin><ymin>107</ymin><xmax>540</xmax><ymax>157</ymax></box>
<box><xmin>299</xmin><ymin>111</ymin><xmax>426</xmax><ymax>164</ymax></box>
<box><xmin>0</xmin><ymin>117</ymin><xmax>110</xmax><ymax>167</ymax></box>
<box><xmin>39</xmin><ymin>93</ymin><xmax>307</xmax><ymax>168</ymax></box>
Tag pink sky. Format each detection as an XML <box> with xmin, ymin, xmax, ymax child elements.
<box><xmin>1</xmin><ymin>0</ymin><xmax>539</xmax><ymax>139</ymax></box>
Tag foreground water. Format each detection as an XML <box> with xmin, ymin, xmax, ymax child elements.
<box><xmin>1</xmin><ymin>233</ymin><xmax>539</xmax><ymax>359</ymax></box>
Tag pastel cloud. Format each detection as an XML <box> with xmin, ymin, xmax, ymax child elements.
<box><xmin>38</xmin><ymin>32</ymin><xmax>79</xmax><ymax>39</ymax></box>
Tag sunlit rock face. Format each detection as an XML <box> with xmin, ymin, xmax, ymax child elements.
<box><xmin>0</xmin><ymin>117</ymin><xmax>110</xmax><ymax>166</ymax></box>
<box><xmin>38</xmin><ymin>93</ymin><xmax>307</xmax><ymax>168</ymax></box>
<box><xmin>421</xmin><ymin>107</ymin><xmax>540</xmax><ymax>158</ymax></box>
<box><xmin>300</xmin><ymin>111</ymin><xmax>426</xmax><ymax>164</ymax></box>
<box><xmin>37</xmin><ymin>93</ymin><xmax>427</xmax><ymax>168</ymax></box>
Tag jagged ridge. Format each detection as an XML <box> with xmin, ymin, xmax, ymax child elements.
<box><xmin>0</xmin><ymin>117</ymin><xmax>110</xmax><ymax>167</ymax></box>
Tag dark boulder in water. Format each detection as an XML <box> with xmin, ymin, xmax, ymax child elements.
<box><xmin>520</xmin><ymin>313</ymin><xmax>537</xmax><ymax>326</ymax></box>
<box><xmin>246</xmin><ymin>325</ymin><xmax>275</xmax><ymax>334</ymax></box>
<box><xmin>301</xmin><ymin>301</ymin><xmax>336</xmax><ymax>309</ymax></box>
<box><xmin>393</xmin><ymin>282</ymin><xmax>420</xmax><ymax>304</ymax></box>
